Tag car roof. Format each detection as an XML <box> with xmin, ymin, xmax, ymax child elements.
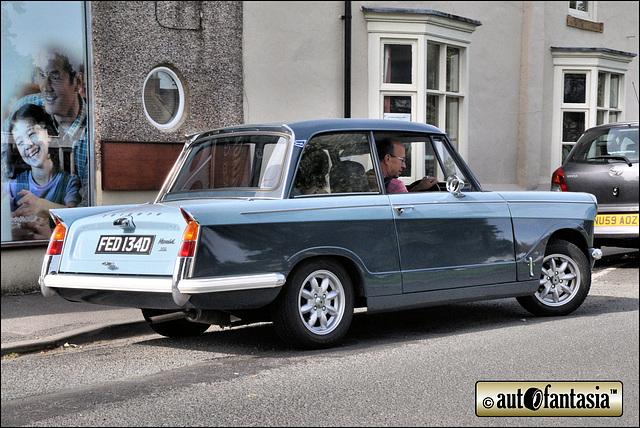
<box><xmin>284</xmin><ymin>118</ymin><xmax>444</xmax><ymax>140</ymax></box>
<box><xmin>584</xmin><ymin>121</ymin><xmax>638</xmax><ymax>133</ymax></box>
<box><xmin>190</xmin><ymin>118</ymin><xmax>445</xmax><ymax>142</ymax></box>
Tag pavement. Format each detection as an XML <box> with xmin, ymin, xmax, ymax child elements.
<box><xmin>1</xmin><ymin>246</ymin><xmax>637</xmax><ymax>357</ymax></box>
<box><xmin>1</xmin><ymin>292</ymin><xmax>153</xmax><ymax>356</ymax></box>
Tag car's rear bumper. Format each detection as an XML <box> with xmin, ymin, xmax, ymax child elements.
<box><xmin>594</xmin><ymin>222</ymin><xmax>638</xmax><ymax>244</ymax></box>
<box><xmin>41</xmin><ymin>272</ymin><xmax>285</xmax><ymax>308</ymax></box>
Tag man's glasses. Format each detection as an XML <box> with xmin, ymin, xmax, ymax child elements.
<box><xmin>389</xmin><ymin>154</ymin><xmax>406</xmax><ymax>163</ymax></box>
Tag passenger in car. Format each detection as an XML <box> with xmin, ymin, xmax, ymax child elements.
<box><xmin>376</xmin><ymin>137</ymin><xmax>438</xmax><ymax>193</ymax></box>
<box><xmin>292</xmin><ymin>146</ymin><xmax>329</xmax><ymax>195</ymax></box>
<box><xmin>330</xmin><ymin>160</ymin><xmax>370</xmax><ymax>193</ymax></box>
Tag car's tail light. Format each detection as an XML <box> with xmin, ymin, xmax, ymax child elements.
<box><xmin>551</xmin><ymin>167</ymin><xmax>568</xmax><ymax>192</ymax></box>
<box><xmin>46</xmin><ymin>218</ymin><xmax>66</xmax><ymax>255</ymax></box>
<box><xmin>179</xmin><ymin>208</ymin><xmax>199</xmax><ymax>258</ymax></box>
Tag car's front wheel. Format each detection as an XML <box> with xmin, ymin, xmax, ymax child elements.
<box><xmin>141</xmin><ymin>309</ymin><xmax>211</xmax><ymax>338</ymax></box>
<box><xmin>517</xmin><ymin>239</ymin><xmax>591</xmax><ymax>316</ymax></box>
<box><xmin>271</xmin><ymin>259</ymin><xmax>354</xmax><ymax>349</ymax></box>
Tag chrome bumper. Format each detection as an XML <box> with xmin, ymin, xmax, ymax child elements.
<box><xmin>41</xmin><ymin>272</ymin><xmax>286</xmax><ymax>306</ymax></box>
<box><xmin>589</xmin><ymin>247</ymin><xmax>603</xmax><ymax>267</ymax></box>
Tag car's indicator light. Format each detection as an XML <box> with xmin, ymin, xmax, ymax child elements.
<box><xmin>179</xmin><ymin>207</ymin><xmax>200</xmax><ymax>259</ymax></box>
<box><xmin>46</xmin><ymin>221</ymin><xmax>66</xmax><ymax>255</ymax></box>
<box><xmin>179</xmin><ymin>220</ymin><xmax>199</xmax><ymax>258</ymax></box>
<box><xmin>551</xmin><ymin>167</ymin><xmax>568</xmax><ymax>192</ymax></box>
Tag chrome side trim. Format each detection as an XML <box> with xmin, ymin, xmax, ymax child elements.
<box><xmin>507</xmin><ymin>200</ymin><xmax>597</xmax><ymax>205</ymax></box>
<box><xmin>178</xmin><ymin>273</ymin><xmax>286</xmax><ymax>294</ymax></box>
<box><xmin>240</xmin><ymin>203</ymin><xmax>388</xmax><ymax>215</ymax></box>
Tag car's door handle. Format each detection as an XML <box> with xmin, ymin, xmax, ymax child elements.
<box><xmin>394</xmin><ymin>205</ymin><xmax>415</xmax><ymax>215</ymax></box>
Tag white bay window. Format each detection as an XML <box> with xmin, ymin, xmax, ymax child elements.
<box><xmin>551</xmin><ymin>47</ymin><xmax>635</xmax><ymax>166</ymax></box>
<box><xmin>364</xmin><ymin>7</ymin><xmax>481</xmax><ymax>157</ymax></box>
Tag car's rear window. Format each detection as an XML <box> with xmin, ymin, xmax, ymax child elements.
<box><xmin>167</xmin><ymin>134</ymin><xmax>288</xmax><ymax>195</ymax></box>
<box><xmin>570</xmin><ymin>126</ymin><xmax>639</xmax><ymax>164</ymax></box>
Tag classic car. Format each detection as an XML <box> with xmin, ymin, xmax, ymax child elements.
<box><xmin>551</xmin><ymin>121</ymin><xmax>638</xmax><ymax>248</ymax></box>
<box><xmin>40</xmin><ymin>119</ymin><xmax>602</xmax><ymax>349</ymax></box>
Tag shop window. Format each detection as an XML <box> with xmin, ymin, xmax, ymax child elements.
<box><xmin>1</xmin><ymin>1</ymin><xmax>91</xmax><ymax>245</ymax></box>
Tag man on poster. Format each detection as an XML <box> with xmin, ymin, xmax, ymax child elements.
<box><xmin>3</xmin><ymin>48</ymin><xmax>88</xmax><ymax>207</ymax></box>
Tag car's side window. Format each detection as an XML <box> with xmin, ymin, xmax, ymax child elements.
<box><xmin>372</xmin><ymin>132</ymin><xmax>474</xmax><ymax>192</ymax></box>
<box><xmin>291</xmin><ymin>133</ymin><xmax>379</xmax><ymax>197</ymax></box>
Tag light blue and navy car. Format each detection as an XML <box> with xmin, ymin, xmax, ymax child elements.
<box><xmin>40</xmin><ymin>119</ymin><xmax>601</xmax><ymax>349</ymax></box>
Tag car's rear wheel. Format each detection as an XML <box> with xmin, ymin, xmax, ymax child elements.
<box><xmin>517</xmin><ymin>239</ymin><xmax>591</xmax><ymax>316</ymax></box>
<box><xmin>141</xmin><ymin>309</ymin><xmax>211</xmax><ymax>338</ymax></box>
<box><xmin>271</xmin><ymin>259</ymin><xmax>354</xmax><ymax>349</ymax></box>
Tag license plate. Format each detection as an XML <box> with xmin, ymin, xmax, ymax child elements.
<box><xmin>96</xmin><ymin>235</ymin><xmax>155</xmax><ymax>254</ymax></box>
<box><xmin>595</xmin><ymin>213</ymin><xmax>639</xmax><ymax>227</ymax></box>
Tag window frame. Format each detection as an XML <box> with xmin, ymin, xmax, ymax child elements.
<box><xmin>597</xmin><ymin>71</ymin><xmax>623</xmax><ymax>125</ymax></box>
<box><xmin>364</xmin><ymin>8</ymin><xmax>481</xmax><ymax>160</ymax></box>
<box><xmin>568</xmin><ymin>1</ymin><xmax>597</xmax><ymax>22</ymax></box>
<box><xmin>550</xmin><ymin>47</ymin><xmax>634</xmax><ymax>168</ymax></box>
<box><xmin>142</xmin><ymin>66</ymin><xmax>186</xmax><ymax>131</ymax></box>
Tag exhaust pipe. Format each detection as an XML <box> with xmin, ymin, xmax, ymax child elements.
<box><xmin>146</xmin><ymin>310</ymin><xmax>193</xmax><ymax>324</ymax></box>
<box><xmin>147</xmin><ymin>308</ymin><xmax>231</xmax><ymax>327</ymax></box>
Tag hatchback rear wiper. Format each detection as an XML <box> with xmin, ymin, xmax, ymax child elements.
<box><xmin>587</xmin><ymin>155</ymin><xmax>633</xmax><ymax>167</ymax></box>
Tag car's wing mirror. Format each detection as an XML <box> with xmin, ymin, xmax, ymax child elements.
<box><xmin>446</xmin><ymin>174</ymin><xmax>466</xmax><ymax>197</ymax></box>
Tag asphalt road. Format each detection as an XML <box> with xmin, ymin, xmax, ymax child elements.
<box><xmin>1</xmin><ymin>248</ymin><xmax>638</xmax><ymax>427</ymax></box>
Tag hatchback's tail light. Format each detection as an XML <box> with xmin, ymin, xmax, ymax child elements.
<box><xmin>551</xmin><ymin>167</ymin><xmax>568</xmax><ymax>192</ymax></box>
<box><xmin>179</xmin><ymin>208</ymin><xmax>199</xmax><ymax>258</ymax></box>
<box><xmin>46</xmin><ymin>218</ymin><xmax>66</xmax><ymax>256</ymax></box>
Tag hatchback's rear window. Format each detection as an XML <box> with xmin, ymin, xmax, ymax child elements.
<box><xmin>570</xmin><ymin>126</ymin><xmax>638</xmax><ymax>163</ymax></box>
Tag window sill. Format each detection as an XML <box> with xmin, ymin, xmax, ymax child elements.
<box><xmin>566</xmin><ymin>15</ymin><xmax>603</xmax><ymax>33</ymax></box>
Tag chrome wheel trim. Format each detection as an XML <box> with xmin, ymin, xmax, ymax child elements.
<box><xmin>297</xmin><ymin>269</ymin><xmax>346</xmax><ymax>336</ymax></box>
<box><xmin>535</xmin><ymin>252</ymin><xmax>581</xmax><ymax>307</ymax></box>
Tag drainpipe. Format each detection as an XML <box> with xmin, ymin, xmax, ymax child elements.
<box><xmin>343</xmin><ymin>1</ymin><xmax>352</xmax><ymax>118</ymax></box>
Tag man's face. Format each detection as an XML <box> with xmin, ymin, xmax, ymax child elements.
<box><xmin>387</xmin><ymin>142</ymin><xmax>406</xmax><ymax>178</ymax></box>
<box><xmin>36</xmin><ymin>54</ymin><xmax>80</xmax><ymax>119</ymax></box>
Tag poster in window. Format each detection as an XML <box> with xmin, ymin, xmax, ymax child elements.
<box><xmin>1</xmin><ymin>1</ymin><xmax>90</xmax><ymax>243</ymax></box>
<box><xmin>383</xmin><ymin>96</ymin><xmax>412</xmax><ymax>121</ymax></box>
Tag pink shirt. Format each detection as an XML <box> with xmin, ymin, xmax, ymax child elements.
<box><xmin>383</xmin><ymin>173</ymin><xmax>408</xmax><ymax>193</ymax></box>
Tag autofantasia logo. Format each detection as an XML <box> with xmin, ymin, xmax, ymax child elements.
<box><xmin>476</xmin><ymin>381</ymin><xmax>622</xmax><ymax>417</ymax></box>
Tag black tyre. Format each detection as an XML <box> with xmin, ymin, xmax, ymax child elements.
<box><xmin>271</xmin><ymin>259</ymin><xmax>354</xmax><ymax>349</ymax></box>
<box><xmin>517</xmin><ymin>239</ymin><xmax>591</xmax><ymax>316</ymax></box>
<box><xmin>141</xmin><ymin>309</ymin><xmax>211</xmax><ymax>338</ymax></box>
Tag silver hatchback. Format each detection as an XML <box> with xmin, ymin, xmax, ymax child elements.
<box><xmin>552</xmin><ymin>121</ymin><xmax>639</xmax><ymax>248</ymax></box>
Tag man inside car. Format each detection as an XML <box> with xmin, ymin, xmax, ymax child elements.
<box><xmin>376</xmin><ymin>137</ymin><xmax>438</xmax><ymax>193</ymax></box>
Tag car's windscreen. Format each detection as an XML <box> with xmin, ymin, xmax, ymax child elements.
<box><xmin>166</xmin><ymin>134</ymin><xmax>288</xmax><ymax>196</ymax></box>
<box><xmin>570</xmin><ymin>126</ymin><xmax>639</xmax><ymax>163</ymax></box>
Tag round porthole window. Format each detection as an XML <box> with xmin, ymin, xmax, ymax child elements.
<box><xmin>142</xmin><ymin>66</ymin><xmax>185</xmax><ymax>130</ymax></box>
